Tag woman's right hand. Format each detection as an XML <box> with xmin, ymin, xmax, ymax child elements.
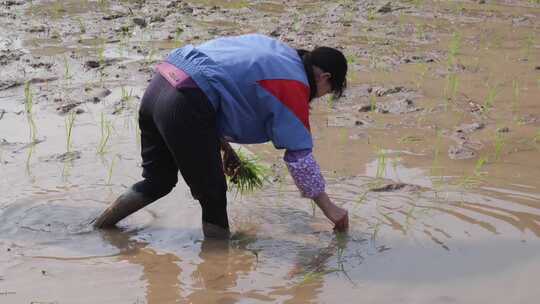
<box><xmin>313</xmin><ymin>192</ymin><xmax>349</xmax><ymax>232</ymax></box>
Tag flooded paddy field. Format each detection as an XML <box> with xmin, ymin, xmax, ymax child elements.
<box><xmin>0</xmin><ymin>0</ymin><xmax>539</xmax><ymax>303</ymax></box>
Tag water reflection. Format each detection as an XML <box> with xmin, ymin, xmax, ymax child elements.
<box><xmin>101</xmin><ymin>230</ymin><xmax>182</xmax><ymax>304</ymax></box>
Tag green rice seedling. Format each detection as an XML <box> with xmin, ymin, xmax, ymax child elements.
<box><xmin>327</xmin><ymin>94</ymin><xmax>335</xmax><ymax>108</ymax></box>
<box><xmin>447</xmin><ymin>31</ymin><xmax>461</xmax><ymax>66</ymax></box>
<box><xmin>356</xmin><ymin>190</ymin><xmax>368</xmax><ymax>204</ymax></box>
<box><xmin>52</xmin><ymin>0</ymin><xmax>65</xmax><ymax>17</ymax></box>
<box><xmin>145</xmin><ymin>48</ymin><xmax>156</xmax><ymax>64</ymax></box>
<box><xmin>459</xmin><ymin>156</ymin><xmax>487</xmax><ymax>189</ymax></box>
<box><xmin>120</xmin><ymin>86</ymin><xmax>135</xmax><ymax>110</ymax></box>
<box><xmin>227</xmin><ymin>149</ymin><xmax>269</xmax><ymax>195</ymax></box>
<box><xmin>411</xmin><ymin>0</ymin><xmax>423</xmax><ymax>7</ymax></box>
<box><xmin>97</xmin><ymin>40</ymin><xmax>106</xmax><ymax>67</ymax></box>
<box><xmin>370</xmin><ymin>221</ymin><xmax>382</xmax><ymax>243</ymax></box>
<box><xmin>443</xmin><ymin>73</ymin><xmax>459</xmax><ymax>110</ymax></box>
<box><xmin>375</xmin><ymin>147</ymin><xmax>387</xmax><ymax>180</ymax></box>
<box><xmin>493</xmin><ymin>130</ymin><xmax>506</xmax><ymax>161</ymax></box>
<box><xmin>453</xmin><ymin>2</ymin><xmax>464</xmax><ymax>15</ymax></box>
<box><xmin>511</xmin><ymin>80</ymin><xmax>520</xmax><ymax>112</ymax></box>
<box><xmin>415</xmin><ymin>22</ymin><xmax>428</xmax><ymax>41</ymax></box>
<box><xmin>367</xmin><ymin>8</ymin><xmax>376</xmax><ymax>21</ymax></box>
<box><xmin>345</xmin><ymin>57</ymin><xmax>358</xmax><ymax>83</ymax></box>
<box><xmin>26</xmin><ymin>144</ymin><xmax>35</xmax><ymax>174</ymax></box>
<box><xmin>106</xmin><ymin>155</ymin><xmax>118</xmax><ymax>185</ymax></box>
<box><xmin>292</xmin><ymin>13</ymin><xmax>301</xmax><ymax>31</ymax></box>
<box><xmin>65</xmin><ymin>111</ymin><xmax>76</xmax><ymax>153</ymax></box>
<box><xmin>430</xmin><ymin>128</ymin><xmax>444</xmax><ymax>188</ymax></box>
<box><xmin>534</xmin><ymin>129</ymin><xmax>540</xmax><ymax>144</ymax></box>
<box><xmin>173</xmin><ymin>27</ymin><xmax>183</xmax><ymax>47</ymax></box>
<box><xmin>522</xmin><ymin>33</ymin><xmax>535</xmax><ymax>60</ymax></box>
<box><xmin>63</xmin><ymin>56</ymin><xmax>72</xmax><ymax>81</ymax></box>
<box><xmin>97</xmin><ymin>0</ymin><xmax>109</xmax><ymax>11</ymax></box>
<box><xmin>369</xmin><ymin>94</ymin><xmax>377</xmax><ymax>112</ymax></box>
<box><xmin>24</xmin><ymin>81</ymin><xmax>37</xmax><ymax>143</ymax></box>
<box><xmin>482</xmin><ymin>84</ymin><xmax>498</xmax><ymax>114</ymax></box>
<box><xmin>97</xmin><ymin>112</ymin><xmax>112</xmax><ymax>154</ymax></box>
<box><xmin>474</xmin><ymin>156</ymin><xmax>488</xmax><ymax>175</ymax></box>
<box><xmin>414</xmin><ymin>63</ymin><xmax>429</xmax><ymax>89</ymax></box>
<box><xmin>301</xmin><ymin>269</ymin><xmax>338</xmax><ymax>285</ymax></box>
<box><xmin>75</xmin><ymin>17</ymin><xmax>86</xmax><ymax>34</ymax></box>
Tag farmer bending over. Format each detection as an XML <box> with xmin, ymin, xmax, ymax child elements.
<box><xmin>93</xmin><ymin>34</ymin><xmax>349</xmax><ymax>238</ymax></box>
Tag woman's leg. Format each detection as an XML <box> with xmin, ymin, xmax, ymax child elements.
<box><xmin>152</xmin><ymin>87</ymin><xmax>229</xmax><ymax>237</ymax></box>
<box><xmin>94</xmin><ymin>74</ymin><xmax>179</xmax><ymax>228</ymax></box>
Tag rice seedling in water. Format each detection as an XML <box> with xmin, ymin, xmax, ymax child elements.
<box><xmin>106</xmin><ymin>155</ymin><xmax>119</xmax><ymax>185</ymax></box>
<box><xmin>375</xmin><ymin>147</ymin><xmax>387</xmax><ymax>180</ymax></box>
<box><xmin>300</xmin><ymin>269</ymin><xmax>338</xmax><ymax>285</ymax></box>
<box><xmin>415</xmin><ymin>22</ymin><xmax>428</xmax><ymax>41</ymax></box>
<box><xmin>52</xmin><ymin>0</ymin><xmax>65</xmax><ymax>17</ymax></box>
<box><xmin>65</xmin><ymin>111</ymin><xmax>76</xmax><ymax>153</ymax></box>
<box><xmin>370</xmin><ymin>94</ymin><xmax>377</xmax><ymax>112</ymax></box>
<box><xmin>145</xmin><ymin>48</ymin><xmax>156</xmax><ymax>65</ymax></box>
<box><xmin>459</xmin><ymin>156</ymin><xmax>487</xmax><ymax>189</ymax></box>
<box><xmin>26</xmin><ymin>145</ymin><xmax>35</xmax><ymax>174</ymax></box>
<box><xmin>493</xmin><ymin>130</ymin><xmax>506</xmax><ymax>161</ymax></box>
<box><xmin>97</xmin><ymin>112</ymin><xmax>112</xmax><ymax>154</ymax></box>
<box><xmin>447</xmin><ymin>31</ymin><xmax>461</xmax><ymax>66</ymax></box>
<box><xmin>367</xmin><ymin>8</ymin><xmax>376</xmax><ymax>21</ymax></box>
<box><xmin>414</xmin><ymin>63</ymin><xmax>429</xmax><ymax>89</ymax></box>
<box><xmin>63</xmin><ymin>56</ymin><xmax>72</xmax><ymax>81</ymax></box>
<box><xmin>511</xmin><ymin>79</ymin><xmax>520</xmax><ymax>112</ymax></box>
<box><xmin>411</xmin><ymin>0</ymin><xmax>423</xmax><ymax>7</ymax></box>
<box><xmin>453</xmin><ymin>2</ymin><xmax>465</xmax><ymax>15</ymax></box>
<box><xmin>522</xmin><ymin>32</ymin><xmax>535</xmax><ymax>60</ymax></box>
<box><xmin>121</xmin><ymin>86</ymin><xmax>133</xmax><ymax>102</ymax></box>
<box><xmin>24</xmin><ymin>81</ymin><xmax>37</xmax><ymax>143</ymax></box>
<box><xmin>173</xmin><ymin>27</ymin><xmax>183</xmax><ymax>48</ymax></box>
<box><xmin>97</xmin><ymin>0</ymin><xmax>109</xmax><ymax>11</ymax></box>
<box><xmin>75</xmin><ymin>17</ymin><xmax>86</xmax><ymax>34</ymax></box>
<box><xmin>443</xmin><ymin>73</ymin><xmax>459</xmax><ymax>110</ymax></box>
<box><xmin>327</xmin><ymin>94</ymin><xmax>335</xmax><ymax>108</ymax></box>
<box><xmin>482</xmin><ymin>84</ymin><xmax>498</xmax><ymax>114</ymax></box>
<box><xmin>430</xmin><ymin>128</ymin><xmax>444</xmax><ymax>188</ymax></box>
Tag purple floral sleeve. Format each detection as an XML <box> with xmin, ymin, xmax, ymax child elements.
<box><xmin>284</xmin><ymin>149</ymin><xmax>325</xmax><ymax>199</ymax></box>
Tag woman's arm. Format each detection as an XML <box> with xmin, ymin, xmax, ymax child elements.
<box><xmin>284</xmin><ymin>149</ymin><xmax>349</xmax><ymax>231</ymax></box>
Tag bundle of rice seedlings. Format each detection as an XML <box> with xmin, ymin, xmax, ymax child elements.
<box><xmin>221</xmin><ymin>141</ymin><xmax>268</xmax><ymax>195</ymax></box>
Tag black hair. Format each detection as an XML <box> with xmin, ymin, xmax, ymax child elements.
<box><xmin>297</xmin><ymin>46</ymin><xmax>348</xmax><ymax>101</ymax></box>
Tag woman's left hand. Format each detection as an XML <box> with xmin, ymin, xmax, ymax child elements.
<box><xmin>220</xmin><ymin>140</ymin><xmax>241</xmax><ymax>180</ymax></box>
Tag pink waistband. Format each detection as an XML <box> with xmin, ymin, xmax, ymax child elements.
<box><xmin>155</xmin><ymin>62</ymin><xmax>198</xmax><ymax>89</ymax></box>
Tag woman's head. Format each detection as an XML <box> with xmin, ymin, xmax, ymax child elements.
<box><xmin>297</xmin><ymin>47</ymin><xmax>348</xmax><ymax>100</ymax></box>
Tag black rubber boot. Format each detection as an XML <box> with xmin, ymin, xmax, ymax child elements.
<box><xmin>93</xmin><ymin>188</ymin><xmax>157</xmax><ymax>229</ymax></box>
<box><xmin>202</xmin><ymin>221</ymin><xmax>231</xmax><ymax>239</ymax></box>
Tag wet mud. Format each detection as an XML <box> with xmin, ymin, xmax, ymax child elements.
<box><xmin>1</xmin><ymin>0</ymin><xmax>539</xmax><ymax>303</ymax></box>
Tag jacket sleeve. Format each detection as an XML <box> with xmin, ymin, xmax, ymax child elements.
<box><xmin>284</xmin><ymin>149</ymin><xmax>325</xmax><ymax>199</ymax></box>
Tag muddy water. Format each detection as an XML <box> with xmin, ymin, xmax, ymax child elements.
<box><xmin>1</xmin><ymin>0</ymin><xmax>539</xmax><ymax>303</ymax></box>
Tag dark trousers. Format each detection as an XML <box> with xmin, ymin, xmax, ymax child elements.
<box><xmin>133</xmin><ymin>73</ymin><xmax>229</xmax><ymax>229</ymax></box>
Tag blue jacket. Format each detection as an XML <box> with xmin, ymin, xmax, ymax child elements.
<box><xmin>166</xmin><ymin>34</ymin><xmax>312</xmax><ymax>150</ymax></box>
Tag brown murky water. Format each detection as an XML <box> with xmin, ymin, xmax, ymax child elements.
<box><xmin>1</xmin><ymin>0</ymin><xmax>539</xmax><ymax>303</ymax></box>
